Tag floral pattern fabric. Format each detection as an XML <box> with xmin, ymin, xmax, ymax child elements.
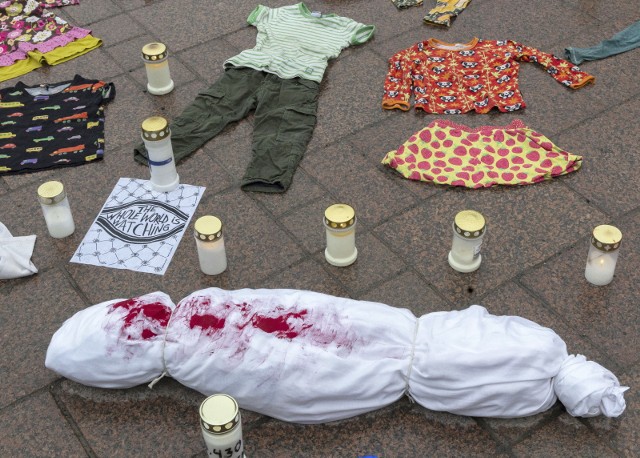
<box><xmin>382</xmin><ymin>38</ymin><xmax>595</xmax><ymax>114</ymax></box>
<box><xmin>423</xmin><ymin>0</ymin><xmax>472</xmax><ymax>27</ymax></box>
<box><xmin>381</xmin><ymin>119</ymin><xmax>582</xmax><ymax>188</ymax></box>
<box><xmin>0</xmin><ymin>0</ymin><xmax>89</xmax><ymax>68</ymax></box>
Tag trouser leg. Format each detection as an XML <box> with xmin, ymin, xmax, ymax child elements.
<box><xmin>565</xmin><ymin>20</ymin><xmax>640</xmax><ymax>65</ymax></box>
<box><xmin>242</xmin><ymin>74</ymin><xmax>320</xmax><ymax>193</ymax></box>
<box><xmin>134</xmin><ymin>67</ymin><xmax>263</xmax><ymax>164</ymax></box>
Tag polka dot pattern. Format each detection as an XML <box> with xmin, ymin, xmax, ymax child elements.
<box><xmin>382</xmin><ymin>119</ymin><xmax>582</xmax><ymax>188</ymax></box>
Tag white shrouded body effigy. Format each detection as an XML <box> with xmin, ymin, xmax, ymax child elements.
<box><xmin>46</xmin><ymin>288</ymin><xmax>627</xmax><ymax>423</ymax></box>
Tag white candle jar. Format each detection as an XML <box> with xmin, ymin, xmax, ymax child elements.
<box><xmin>324</xmin><ymin>203</ymin><xmax>357</xmax><ymax>267</ymax></box>
<box><xmin>200</xmin><ymin>394</ymin><xmax>245</xmax><ymax>458</ymax></box>
<box><xmin>37</xmin><ymin>180</ymin><xmax>75</xmax><ymax>238</ymax></box>
<box><xmin>141</xmin><ymin>42</ymin><xmax>174</xmax><ymax>95</ymax></box>
<box><xmin>141</xmin><ymin>116</ymin><xmax>180</xmax><ymax>193</ymax></box>
<box><xmin>448</xmin><ymin>210</ymin><xmax>486</xmax><ymax>273</ymax></box>
<box><xmin>584</xmin><ymin>225</ymin><xmax>622</xmax><ymax>286</ymax></box>
<box><xmin>194</xmin><ymin>215</ymin><xmax>228</xmax><ymax>276</ymax></box>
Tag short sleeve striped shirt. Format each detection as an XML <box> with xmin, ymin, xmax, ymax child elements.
<box><xmin>224</xmin><ymin>3</ymin><xmax>375</xmax><ymax>82</ymax></box>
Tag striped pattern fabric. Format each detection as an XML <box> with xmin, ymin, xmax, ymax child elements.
<box><xmin>224</xmin><ymin>3</ymin><xmax>374</xmax><ymax>82</ymax></box>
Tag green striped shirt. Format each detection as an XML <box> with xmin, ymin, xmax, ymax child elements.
<box><xmin>224</xmin><ymin>3</ymin><xmax>375</xmax><ymax>82</ymax></box>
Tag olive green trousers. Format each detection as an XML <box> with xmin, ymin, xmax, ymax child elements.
<box><xmin>134</xmin><ymin>67</ymin><xmax>320</xmax><ymax>193</ymax></box>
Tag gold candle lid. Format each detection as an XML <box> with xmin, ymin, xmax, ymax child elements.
<box><xmin>199</xmin><ymin>394</ymin><xmax>240</xmax><ymax>434</ymax></box>
<box><xmin>141</xmin><ymin>116</ymin><xmax>170</xmax><ymax>141</ymax></box>
<box><xmin>194</xmin><ymin>215</ymin><xmax>223</xmax><ymax>241</ymax></box>
<box><xmin>454</xmin><ymin>210</ymin><xmax>486</xmax><ymax>239</ymax></box>
<box><xmin>591</xmin><ymin>225</ymin><xmax>622</xmax><ymax>252</ymax></box>
<box><xmin>141</xmin><ymin>42</ymin><xmax>168</xmax><ymax>62</ymax></box>
<box><xmin>324</xmin><ymin>204</ymin><xmax>356</xmax><ymax>229</ymax></box>
<box><xmin>37</xmin><ymin>180</ymin><xmax>66</xmax><ymax>205</ymax></box>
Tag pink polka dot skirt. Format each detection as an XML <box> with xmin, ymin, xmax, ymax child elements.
<box><xmin>382</xmin><ymin>119</ymin><xmax>582</xmax><ymax>188</ymax></box>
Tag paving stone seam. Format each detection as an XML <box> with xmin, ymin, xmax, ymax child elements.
<box><xmin>50</xmin><ymin>379</ymin><xmax>99</xmax><ymax>458</ymax></box>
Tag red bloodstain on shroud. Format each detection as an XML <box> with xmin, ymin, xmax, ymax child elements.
<box><xmin>175</xmin><ymin>295</ymin><xmax>360</xmax><ymax>360</ymax></box>
<box><xmin>103</xmin><ymin>295</ymin><xmax>173</xmax><ymax>359</ymax></box>
<box><xmin>109</xmin><ymin>297</ymin><xmax>172</xmax><ymax>341</ymax></box>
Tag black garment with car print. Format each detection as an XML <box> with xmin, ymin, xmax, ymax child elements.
<box><xmin>0</xmin><ymin>75</ymin><xmax>114</xmax><ymax>174</ymax></box>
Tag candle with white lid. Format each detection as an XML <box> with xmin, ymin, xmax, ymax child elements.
<box><xmin>448</xmin><ymin>210</ymin><xmax>486</xmax><ymax>273</ymax></box>
<box><xmin>584</xmin><ymin>225</ymin><xmax>622</xmax><ymax>286</ymax></box>
<box><xmin>37</xmin><ymin>180</ymin><xmax>75</xmax><ymax>238</ymax></box>
<box><xmin>141</xmin><ymin>116</ymin><xmax>179</xmax><ymax>193</ymax></box>
<box><xmin>324</xmin><ymin>203</ymin><xmax>357</xmax><ymax>267</ymax></box>
<box><xmin>200</xmin><ymin>394</ymin><xmax>245</xmax><ymax>458</ymax></box>
<box><xmin>141</xmin><ymin>42</ymin><xmax>174</xmax><ymax>95</ymax></box>
<box><xmin>194</xmin><ymin>215</ymin><xmax>227</xmax><ymax>276</ymax></box>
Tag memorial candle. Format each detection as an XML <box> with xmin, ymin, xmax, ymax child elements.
<box><xmin>448</xmin><ymin>210</ymin><xmax>486</xmax><ymax>273</ymax></box>
<box><xmin>324</xmin><ymin>203</ymin><xmax>357</xmax><ymax>267</ymax></box>
<box><xmin>200</xmin><ymin>394</ymin><xmax>245</xmax><ymax>458</ymax></box>
<box><xmin>37</xmin><ymin>181</ymin><xmax>75</xmax><ymax>238</ymax></box>
<box><xmin>584</xmin><ymin>225</ymin><xmax>622</xmax><ymax>286</ymax></box>
<box><xmin>141</xmin><ymin>116</ymin><xmax>179</xmax><ymax>193</ymax></box>
<box><xmin>141</xmin><ymin>42</ymin><xmax>175</xmax><ymax>95</ymax></box>
<box><xmin>194</xmin><ymin>215</ymin><xmax>227</xmax><ymax>276</ymax></box>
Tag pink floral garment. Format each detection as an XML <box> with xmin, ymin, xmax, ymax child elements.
<box><xmin>0</xmin><ymin>0</ymin><xmax>90</xmax><ymax>67</ymax></box>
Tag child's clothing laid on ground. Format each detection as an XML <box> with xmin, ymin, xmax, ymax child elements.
<box><xmin>423</xmin><ymin>0</ymin><xmax>472</xmax><ymax>27</ymax></box>
<box><xmin>565</xmin><ymin>20</ymin><xmax>640</xmax><ymax>65</ymax></box>
<box><xmin>0</xmin><ymin>75</ymin><xmax>115</xmax><ymax>174</ymax></box>
<box><xmin>0</xmin><ymin>221</ymin><xmax>37</xmax><ymax>280</ymax></box>
<box><xmin>134</xmin><ymin>3</ymin><xmax>374</xmax><ymax>193</ymax></box>
<box><xmin>390</xmin><ymin>0</ymin><xmax>423</xmax><ymax>9</ymax></box>
<box><xmin>382</xmin><ymin>38</ymin><xmax>594</xmax><ymax>114</ymax></box>
<box><xmin>382</xmin><ymin>119</ymin><xmax>582</xmax><ymax>188</ymax></box>
<box><xmin>0</xmin><ymin>0</ymin><xmax>102</xmax><ymax>82</ymax></box>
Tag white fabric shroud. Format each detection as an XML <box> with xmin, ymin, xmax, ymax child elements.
<box><xmin>45</xmin><ymin>287</ymin><xmax>628</xmax><ymax>423</ymax></box>
<box><xmin>45</xmin><ymin>291</ymin><xmax>175</xmax><ymax>388</ymax></box>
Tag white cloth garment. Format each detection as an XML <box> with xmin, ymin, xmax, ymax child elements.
<box><xmin>45</xmin><ymin>287</ymin><xmax>628</xmax><ymax>423</ymax></box>
<box><xmin>554</xmin><ymin>354</ymin><xmax>628</xmax><ymax>417</ymax></box>
<box><xmin>0</xmin><ymin>222</ymin><xmax>38</xmax><ymax>280</ymax></box>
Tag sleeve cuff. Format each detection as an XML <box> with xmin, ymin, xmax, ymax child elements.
<box><xmin>382</xmin><ymin>100</ymin><xmax>410</xmax><ymax>111</ymax></box>
<box><xmin>247</xmin><ymin>5</ymin><xmax>266</xmax><ymax>25</ymax></box>
<box><xmin>571</xmin><ymin>75</ymin><xmax>595</xmax><ymax>89</ymax></box>
<box><xmin>350</xmin><ymin>24</ymin><xmax>375</xmax><ymax>45</ymax></box>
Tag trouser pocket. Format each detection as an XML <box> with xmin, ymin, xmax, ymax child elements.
<box><xmin>275</xmin><ymin>105</ymin><xmax>317</xmax><ymax>143</ymax></box>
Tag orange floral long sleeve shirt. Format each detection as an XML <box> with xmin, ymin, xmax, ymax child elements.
<box><xmin>382</xmin><ymin>38</ymin><xmax>595</xmax><ymax>114</ymax></box>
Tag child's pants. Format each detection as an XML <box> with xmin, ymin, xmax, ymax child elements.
<box><xmin>134</xmin><ymin>67</ymin><xmax>320</xmax><ymax>193</ymax></box>
<box><xmin>565</xmin><ymin>20</ymin><xmax>640</xmax><ymax>65</ymax></box>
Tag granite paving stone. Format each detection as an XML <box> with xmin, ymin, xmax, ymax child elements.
<box><xmin>555</xmin><ymin>96</ymin><xmax>640</xmax><ymax>218</ymax></box>
<box><xmin>280</xmin><ymin>196</ymin><xmax>344</xmax><ymax>254</ymax></box>
<box><xmin>587</xmin><ymin>366</ymin><xmax>640</xmax><ymax>457</ymax></box>
<box><xmin>0</xmin><ymin>268</ymin><xmax>86</xmax><ymax>408</ymax></box>
<box><xmin>301</xmin><ymin>142</ymin><xmax>420</xmax><ymax>227</ymax></box>
<box><xmin>512</xmin><ymin>413</ymin><xmax>620</xmax><ymax>457</ymax></box>
<box><xmin>0</xmin><ymin>390</ymin><xmax>87</xmax><ymax>457</ymax></box>
<box><xmin>0</xmin><ymin>0</ymin><xmax>637</xmax><ymax>456</ymax></box>
<box><xmin>374</xmin><ymin>182</ymin><xmax>608</xmax><ymax>304</ymax></box>
<box><xmin>520</xmin><ymin>212</ymin><xmax>640</xmax><ymax>369</ymax></box>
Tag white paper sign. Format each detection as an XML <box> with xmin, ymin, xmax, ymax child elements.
<box><xmin>71</xmin><ymin>178</ymin><xmax>204</xmax><ymax>275</ymax></box>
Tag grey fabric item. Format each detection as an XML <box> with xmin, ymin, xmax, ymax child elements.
<box><xmin>134</xmin><ymin>67</ymin><xmax>319</xmax><ymax>193</ymax></box>
<box><xmin>565</xmin><ymin>20</ymin><xmax>640</xmax><ymax>65</ymax></box>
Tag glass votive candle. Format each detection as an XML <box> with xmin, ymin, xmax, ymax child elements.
<box><xmin>584</xmin><ymin>224</ymin><xmax>622</xmax><ymax>286</ymax></box>
<box><xmin>448</xmin><ymin>210</ymin><xmax>486</xmax><ymax>273</ymax></box>
<box><xmin>324</xmin><ymin>203</ymin><xmax>357</xmax><ymax>267</ymax></box>
<box><xmin>141</xmin><ymin>116</ymin><xmax>179</xmax><ymax>193</ymax></box>
<box><xmin>141</xmin><ymin>42</ymin><xmax>174</xmax><ymax>95</ymax></box>
<box><xmin>37</xmin><ymin>180</ymin><xmax>75</xmax><ymax>238</ymax></box>
<box><xmin>200</xmin><ymin>394</ymin><xmax>245</xmax><ymax>458</ymax></box>
<box><xmin>194</xmin><ymin>215</ymin><xmax>227</xmax><ymax>276</ymax></box>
